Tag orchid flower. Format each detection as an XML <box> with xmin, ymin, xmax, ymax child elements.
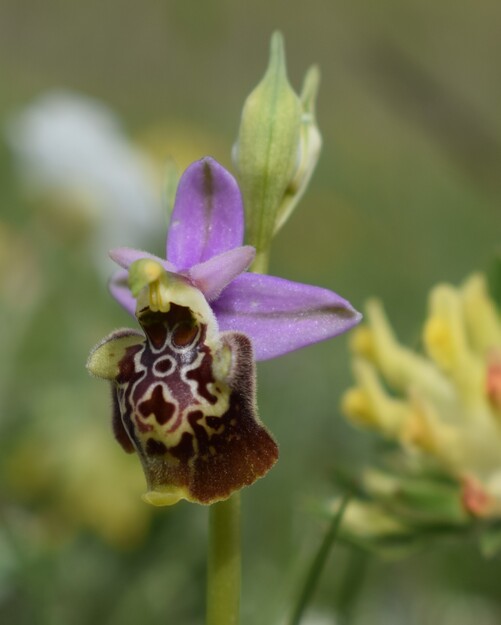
<box><xmin>87</xmin><ymin>157</ymin><xmax>361</xmax><ymax>506</ymax></box>
<box><xmin>109</xmin><ymin>157</ymin><xmax>361</xmax><ymax>361</ymax></box>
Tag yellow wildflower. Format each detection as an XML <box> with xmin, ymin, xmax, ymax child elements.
<box><xmin>342</xmin><ymin>274</ymin><xmax>501</xmax><ymax>519</ymax></box>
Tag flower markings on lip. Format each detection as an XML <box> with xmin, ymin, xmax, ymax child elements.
<box><xmin>109</xmin><ymin>157</ymin><xmax>362</xmax><ymax>361</ymax></box>
<box><xmin>88</xmin><ymin>262</ymin><xmax>279</xmax><ymax>506</ymax></box>
<box><xmin>89</xmin><ymin>157</ymin><xmax>361</xmax><ymax>506</ymax></box>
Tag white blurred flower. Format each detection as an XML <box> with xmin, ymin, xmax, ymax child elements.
<box><xmin>5</xmin><ymin>90</ymin><xmax>164</xmax><ymax>273</ymax></box>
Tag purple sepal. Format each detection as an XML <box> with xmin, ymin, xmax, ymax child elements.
<box><xmin>212</xmin><ymin>273</ymin><xmax>362</xmax><ymax>361</ymax></box>
<box><xmin>109</xmin><ymin>269</ymin><xmax>136</xmax><ymax>316</ymax></box>
<box><xmin>166</xmin><ymin>157</ymin><xmax>244</xmax><ymax>269</ymax></box>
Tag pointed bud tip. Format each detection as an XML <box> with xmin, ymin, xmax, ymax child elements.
<box><xmin>265</xmin><ymin>31</ymin><xmax>288</xmax><ymax>81</ymax></box>
<box><xmin>301</xmin><ymin>65</ymin><xmax>321</xmax><ymax>113</ymax></box>
<box><xmin>270</xmin><ymin>31</ymin><xmax>285</xmax><ymax>58</ymax></box>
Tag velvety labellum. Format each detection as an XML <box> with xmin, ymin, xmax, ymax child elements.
<box><xmin>91</xmin><ymin>303</ymin><xmax>278</xmax><ymax>506</ymax></box>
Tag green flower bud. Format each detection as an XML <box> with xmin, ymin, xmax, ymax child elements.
<box><xmin>234</xmin><ymin>32</ymin><xmax>321</xmax><ymax>271</ymax></box>
<box><xmin>274</xmin><ymin>65</ymin><xmax>322</xmax><ymax>234</ymax></box>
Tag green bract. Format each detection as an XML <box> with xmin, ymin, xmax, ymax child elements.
<box><xmin>234</xmin><ymin>32</ymin><xmax>321</xmax><ymax>271</ymax></box>
<box><xmin>274</xmin><ymin>65</ymin><xmax>322</xmax><ymax>234</ymax></box>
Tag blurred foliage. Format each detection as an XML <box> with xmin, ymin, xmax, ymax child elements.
<box><xmin>1</xmin><ymin>1</ymin><xmax>501</xmax><ymax>624</ymax></box>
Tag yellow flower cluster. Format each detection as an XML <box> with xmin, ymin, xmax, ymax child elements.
<box><xmin>342</xmin><ymin>274</ymin><xmax>501</xmax><ymax>519</ymax></box>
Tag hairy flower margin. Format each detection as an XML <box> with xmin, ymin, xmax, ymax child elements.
<box><xmin>88</xmin><ymin>157</ymin><xmax>361</xmax><ymax>506</ymax></box>
<box><xmin>340</xmin><ymin>273</ymin><xmax>501</xmax><ymax>553</ymax></box>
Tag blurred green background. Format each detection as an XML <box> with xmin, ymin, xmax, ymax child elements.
<box><xmin>1</xmin><ymin>1</ymin><xmax>500</xmax><ymax>624</ymax></box>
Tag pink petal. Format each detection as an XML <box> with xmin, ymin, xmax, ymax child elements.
<box><xmin>188</xmin><ymin>246</ymin><xmax>255</xmax><ymax>301</ymax></box>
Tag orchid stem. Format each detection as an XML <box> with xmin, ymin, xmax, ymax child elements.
<box><xmin>251</xmin><ymin>249</ymin><xmax>270</xmax><ymax>274</ymax></box>
<box><xmin>206</xmin><ymin>493</ymin><xmax>241</xmax><ymax>625</ymax></box>
<box><xmin>288</xmin><ymin>497</ymin><xmax>350</xmax><ymax>625</ymax></box>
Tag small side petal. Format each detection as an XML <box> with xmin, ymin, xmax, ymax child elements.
<box><xmin>110</xmin><ymin>247</ymin><xmax>176</xmax><ymax>273</ymax></box>
<box><xmin>212</xmin><ymin>273</ymin><xmax>362</xmax><ymax>360</ymax></box>
<box><xmin>109</xmin><ymin>269</ymin><xmax>136</xmax><ymax>316</ymax></box>
<box><xmin>167</xmin><ymin>157</ymin><xmax>244</xmax><ymax>268</ymax></box>
<box><xmin>188</xmin><ymin>246</ymin><xmax>255</xmax><ymax>301</ymax></box>
<box><xmin>87</xmin><ymin>328</ymin><xmax>144</xmax><ymax>379</ymax></box>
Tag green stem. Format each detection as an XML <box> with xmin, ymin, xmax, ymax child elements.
<box><xmin>251</xmin><ymin>248</ymin><xmax>270</xmax><ymax>274</ymax></box>
<box><xmin>288</xmin><ymin>497</ymin><xmax>350</xmax><ymax>625</ymax></box>
<box><xmin>206</xmin><ymin>493</ymin><xmax>241</xmax><ymax>625</ymax></box>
